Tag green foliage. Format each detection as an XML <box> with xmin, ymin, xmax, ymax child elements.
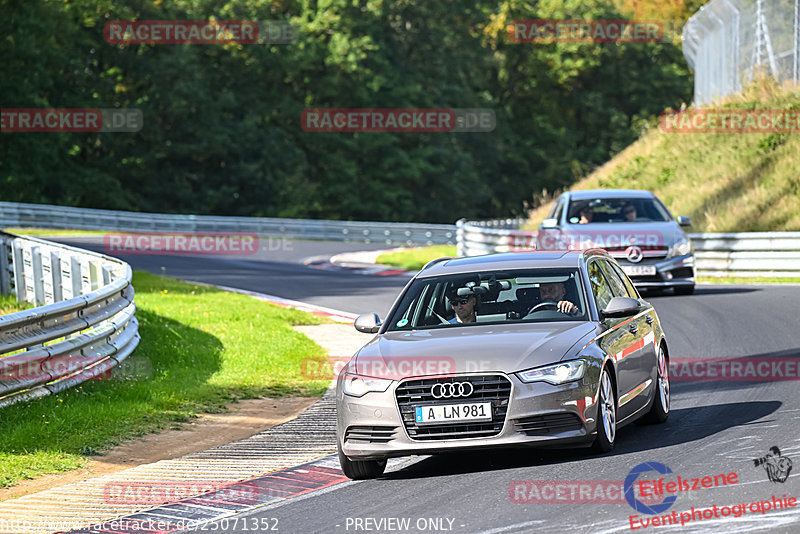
<box><xmin>0</xmin><ymin>0</ymin><xmax>692</xmax><ymax>222</ymax></box>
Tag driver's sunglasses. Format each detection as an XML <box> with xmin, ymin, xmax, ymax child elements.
<box><xmin>623</xmin><ymin>208</ymin><xmax>635</xmax><ymax>214</ymax></box>
<box><xmin>451</xmin><ymin>298</ymin><xmax>470</xmax><ymax>306</ymax></box>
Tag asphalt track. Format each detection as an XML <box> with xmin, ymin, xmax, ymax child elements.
<box><xmin>55</xmin><ymin>238</ymin><xmax>800</xmax><ymax>533</ymax></box>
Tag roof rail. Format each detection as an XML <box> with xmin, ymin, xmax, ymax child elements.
<box><xmin>420</xmin><ymin>256</ymin><xmax>455</xmax><ymax>271</ymax></box>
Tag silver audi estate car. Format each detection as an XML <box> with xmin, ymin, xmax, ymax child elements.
<box><xmin>538</xmin><ymin>190</ymin><xmax>695</xmax><ymax>295</ymax></box>
<box><xmin>336</xmin><ymin>249</ymin><xmax>670</xmax><ymax>479</ymax></box>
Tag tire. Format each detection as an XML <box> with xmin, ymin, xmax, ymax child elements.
<box><xmin>641</xmin><ymin>345</ymin><xmax>670</xmax><ymax>424</ymax></box>
<box><xmin>674</xmin><ymin>285</ymin><xmax>695</xmax><ymax>295</ymax></box>
<box><xmin>591</xmin><ymin>368</ymin><xmax>616</xmax><ymax>453</ymax></box>
<box><xmin>338</xmin><ymin>442</ymin><xmax>386</xmax><ymax>480</ymax></box>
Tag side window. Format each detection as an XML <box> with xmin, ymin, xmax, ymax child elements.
<box><xmin>587</xmin><ymin>261</ymin><xmax>614</xmax><ymax>311</ymax></box>
<box><xmin>598</xmin><ymin>260</ymin><xmax>630</xmax><ymax>298</ymax></box>
<box><xmin>548</xmin><ymin>197</ymin><xmax>566</xmax><ymax>221</ymax></box>
<box><xmin>608</xmin><ymin>261</ymin><xmax>640</xmax><ymax>298</ymax></box>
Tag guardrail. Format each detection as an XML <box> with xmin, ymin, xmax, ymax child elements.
<box><xmin>0</xmin><ymin>232</ymin><xmax>139</xmax><ymax>408</ymax></box>
<box><xmin>0</xmin><ymin>201</ymin><xmax>457</xmax><ymax>246</ymax></box>
<box><xmin>457</xmin><ymin>220</ymin><xmax>800</xmax><ymax>277</ymax></box>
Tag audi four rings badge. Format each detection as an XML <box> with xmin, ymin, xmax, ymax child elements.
<box><xmin>431</xmin><ymin>382</ymin><xmax>474</xmax><ymax>399</ymax></box>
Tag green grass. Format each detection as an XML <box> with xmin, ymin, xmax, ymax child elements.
<box><xmin>0</xmin><ymin>272</ymin><xmax>330</xmax><ymax>489</ymax></box>
<box><xmin>0</xmin><ymin>295</ymin><xmax>30</xmax><ymax>316</ymax></box>
<box><xmin>2</xmin><ymin>228</ymin><xmax>108</xmax><ymax>237</ymax></box>
<box><xmin>698</xmin><ymin>276</ymin><xmax>800</xmax><ymax>284</ymax></box>
<box><xmin>526</xmin><ymin>81</ymin><xmax>800</xmax><ymax>232</ymax></box>
<box><xmin>375</xmin><ymin>246</ymin><xmax>458</xmax><ymax>271</ymax></box>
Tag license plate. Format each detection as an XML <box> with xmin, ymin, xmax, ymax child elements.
<box><xmin>414</xmin><ymin>402</ymin><xmax>492</xmax><ymax>424</ymax></box>
<box><xmin>622</xmin><ymin>265</ymin><xmax>656</xmax><ymax>276</ymax></box>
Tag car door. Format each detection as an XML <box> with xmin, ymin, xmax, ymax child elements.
<box><xmin>608</xmin><ymin>260</ymin><xmax>659</xmax><ymax>401</ymax></box>
<box><xmin>587</xmin><ymin>261</ymin><xmax>639</xmax><ymax>421</ymax></box>
<box><xmin>599</xmin><ymin>260</ymin><xmax>652</xmax><ymax>416</ymax></box>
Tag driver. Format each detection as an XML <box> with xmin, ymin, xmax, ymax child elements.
<box><xmin>539</xmin><ymin>282</ymin><xmax>579</xmax><ymax>315</ymax></box>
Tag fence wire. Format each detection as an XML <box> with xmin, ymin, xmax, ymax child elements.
<box><xmin>683</xmin><ymin>0</ymin><xmax>800</xmax><ymax>105</ymax></box>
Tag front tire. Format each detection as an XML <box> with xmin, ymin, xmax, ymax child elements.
<box><xmin>591</xmin><ymin>368</ymin><xmax>616</xmax><ymax>453</ymax></box>
<box><xmin>641</xmin><ymin>345</ymin><xmax>670</xmax><ymax>424</ymax></box>
<box><xmin>338</xmin><ymin>442</ymin><xmax>386</xmax><ymax>480</ymax></box>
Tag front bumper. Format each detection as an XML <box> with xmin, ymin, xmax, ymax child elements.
<box><xmin>616</xmin><ymin>253</ymin><xmax>695</xmax><ymax>289</ymax></box>
<box><xmin>337</xmin><ymin>372</ymin><xmax>598</xmax><ymax>460</ymax></box>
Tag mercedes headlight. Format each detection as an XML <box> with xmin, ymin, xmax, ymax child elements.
<box><xmin>668</xmin><ymin>237</ymin><xmax>692</xmax><ymax>258</ymax></box>
<box><xmin>342</xmin><ymin>373</ymin><xmax>392</xmax><ymax>397</ymax></box>
<box><xmin>517</xmin><ymin>359</ymin><xmax>586</xmax><ymax>385</ymax></box>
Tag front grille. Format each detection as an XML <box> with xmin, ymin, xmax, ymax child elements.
<box><xmin>514</xmin><ymin>413</ymin><xmax>583</xmax><ymax>436</ymax></box>
<box><xmin>609</xmin><ymin>249</ymin><xmax>668</xmax><ymax>259</ymax></box>
<box><xmin>395</xmin><ymin>375</ymin><xmax>511</xmax><ymax>441</ymax></box>
<box><xmin>344</xmin><ymin>425</ymin><xmax>398</xmax><ymax>444</ymax></box>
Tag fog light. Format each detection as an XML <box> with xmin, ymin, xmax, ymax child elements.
<box><xmin>664</xmin><ymin>272</ymin><xmax>673</xmax><ymax>280</ymax></box>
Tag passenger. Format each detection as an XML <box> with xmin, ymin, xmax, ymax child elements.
<box><xmin>447</xmin><ymin>293</ymin><xmax>477</xmax><ymax>324</ymax></box>
<box><xmin>622</xmin><ymin>203</ymin><xmax>637</xmax><ymax>222</ymax></box>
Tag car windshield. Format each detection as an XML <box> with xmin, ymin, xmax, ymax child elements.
<box><xmin>567</xmin><ymin>197</ymin><xmax>671</xmax><ymax>223</ymax></box>
<box><xmin>386</xmin><ymin>269</ymin><xmax>587</xmax><ymax>331</ymax></box>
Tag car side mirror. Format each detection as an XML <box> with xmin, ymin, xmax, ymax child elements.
<box><xmin>354</xmin><ymin>313</ymin><xmax>382</xmax><ymax>334</ymax></box>
<box><xmin>601</xmin><ymin>297</ymin><xmax>642</xmax><ymax>319</ymax></box>
<box><xmin>677</xmin><ymin>215</ymin><xmax>691</xmax><ymax>227</ymax></box>
<box><xmin>541</xmin><ymin>218</ymin><xmax>559</xmax><ymax>229</ymax></box>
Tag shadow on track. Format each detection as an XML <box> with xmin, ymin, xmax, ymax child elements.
<box><xmin>382</xmin><ymin>401</ymin><xmax>780</xmax><ymax>480</ymax></box>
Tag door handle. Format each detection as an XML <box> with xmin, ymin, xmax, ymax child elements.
<box><xmin>645</xmin><ymin>316</ymin><xmax>653</xmax><ymax>325</ymax></box>
<box><xmin>629</xmin><ymin>324</ymin><xmax>638</xmax><ymax>334</ymax></box>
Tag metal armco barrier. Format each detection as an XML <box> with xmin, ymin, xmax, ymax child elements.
<box><xmin>457</xmin><ymin>220</ymin><xmax>800</xmax><ymax>277</ymax></box>
<box><xmin>0</xmin><ymin>201</ymin><xmax>457</xmax><ymax>246</ymax></box>
<box><xmin>0</xmin><ymin>231</ymin><xmax>139</xmax><ymax>408</ymax></box>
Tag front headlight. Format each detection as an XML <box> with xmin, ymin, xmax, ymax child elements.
<box><xmin>517</xmin><ymin>359</ymin><xmax>586</xmax><ymax>385</ymax></box>
<box><xmin>342</xmin><ymin>373</ymin><xmax>392</xmax><ymax>397</ymax></box>
<box><xmin>668</xmin><ymin>237</ymin><xmax>692</xmax><ymax>258</ymax></box>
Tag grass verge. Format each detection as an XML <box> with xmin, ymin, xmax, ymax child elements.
<box><xmin>2</xmin><ymin>228</ymin><xmax>108</xmax><ymax>237</ymax></box>
<box><xmin>0</xmin><ymin>295</ymin><xmax>30</xmax><ymax>316</ymax></box>
<box><xmin>375</xmin><ymin>246</ymin><xmax>458</xmax><ymax>271</ymax></box>
<box><xmin>0</xmin><ymin>271</ymin><xmax>330</xmax><ymax>489</ymax></box>
<box><xmin>697</xmin><ymin>276</ymin><xmax>800</xmax><ymax>284</ymax></box>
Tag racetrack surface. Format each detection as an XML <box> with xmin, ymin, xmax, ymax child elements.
<box><xmin>53</xmin><ymin>238</ymin><xmax>800</xmax><ymax>533</ymax></box>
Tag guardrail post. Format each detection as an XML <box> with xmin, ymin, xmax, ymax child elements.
<box><xmin>41</xmin><ymin>249</ymin><xmax>56</xmax><ymax>305</ymax></box>
<box><xmin>0</xmin><ymin>238</ymin><xmax>10</xmax><ymax>295</ymax></box>
<box><xmin>29</xmin><ymin>246</ymin><xmax>46</xmax><ymax>306</ymax></box>
<box><xmin>12</xmin><ymin>241</ymin><xmax>25</xmax><ymax>302</ymax></box>
<box><xmin>80</xmin><ymin>260</ymin><xmax>92</xmax><ymax>294</ymax></box>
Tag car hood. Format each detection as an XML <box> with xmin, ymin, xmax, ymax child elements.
<box><xmin>353</xmin><ymin>322</ymin><xmax>597</xmax><ymax>378</ymax></box>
